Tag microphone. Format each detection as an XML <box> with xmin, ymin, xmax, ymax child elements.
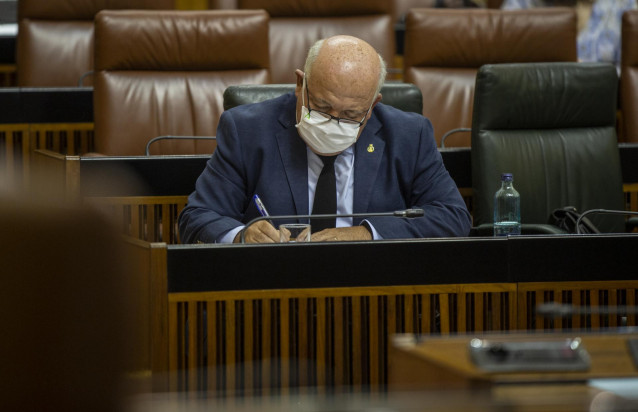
<box><xmin>575</xmin><ymin>208</ymin><xmax>638</xmax><ymax>234</ymax></box>
<box><xmin>239</xmin><ymin>209</ymin><xmax>425</xmax><ymax>243</ymax></box>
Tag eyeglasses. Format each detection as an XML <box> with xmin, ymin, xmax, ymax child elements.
<box><xmin>305</xmin><ymin>82</ymin><xmax>372</xmax><ymax>129</ymax></box>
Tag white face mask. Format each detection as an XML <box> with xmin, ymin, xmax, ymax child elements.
<box><xmin>295</xmin><ymin>78</ymin><xmax>371</xmax><ymax>155</ymax></box>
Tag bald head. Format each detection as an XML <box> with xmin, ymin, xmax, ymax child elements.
<box><xmin>304</xmin><ymin>36</ymin><xmax>386</xmax><ymax>98</ymax></box>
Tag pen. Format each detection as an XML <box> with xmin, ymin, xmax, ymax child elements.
<box><xmin>253</xmin><ymin>194</ymin><xmax>270</xmax><ymax>217</ymax></box>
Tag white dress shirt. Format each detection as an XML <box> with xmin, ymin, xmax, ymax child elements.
<box><xmin>219</xmin><ymin>145</ymin><xmax>379</xmax><ymax>243</ymax></box>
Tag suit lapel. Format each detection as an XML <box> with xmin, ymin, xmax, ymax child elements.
<box><xmin>353</xmin><ymin>115</ymin><xmax>384</xmax><ymax>213</ymax></box>
<box><xmin>276</xmin><ymin>102</ymin><xmax>309</xmax><ymax>215</ymax></box>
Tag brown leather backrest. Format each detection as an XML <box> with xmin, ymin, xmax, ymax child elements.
<box><xmin>238</xmin><ymin>0</ymin><xmax>395</xmax><ymax>84</ymax></box>
<box><xmin>17</xmin><ymin>0</ymin><xmax>173</xmax><ymax>87</ymax></box>
<box><xmin>621</xmin><ymin>10</ymin><xmax>638</xmax><ymax>142</ymax></box>
<box><xmin>93</xmin><ymin>10</ymin><xmax>270</xmax><ymax>156</ymax></box>
<box><xmin>404</xmin><ymin>8</ymin><xmax>577</xmax><ymax>147</ymax></box>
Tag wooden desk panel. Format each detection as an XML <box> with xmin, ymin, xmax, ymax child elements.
<box><xmin>129</xmin><ymin>235</ymin><xmax>638</xmax><ymax>393</ymax></box>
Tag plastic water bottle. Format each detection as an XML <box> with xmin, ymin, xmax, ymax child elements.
<box><xmin>493</xmin><ymin>173</ymin><xmax>521</xmax><ymax>236</ymax></box>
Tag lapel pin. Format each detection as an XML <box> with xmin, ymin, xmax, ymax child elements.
<box><xmin>367</xmin><ymin>144</ymin><xmax>374</xmax><ymax>153</ymax></box>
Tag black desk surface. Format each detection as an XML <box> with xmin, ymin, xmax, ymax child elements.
<box><xmin>80</xmin><ymin>155</ymin><xmax>209</xmax><ymax>197</ymax></box>
<box><xmin>165</xmin><ymin>234</ymin><xmax>638</xmax><ymax>293</ymax></box>
<box><xmin>77</xmin><ymin>145</ymin><xmax>637</xmax><ymax>198</ymax></box>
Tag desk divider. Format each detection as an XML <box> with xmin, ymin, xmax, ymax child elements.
<box><xmin>124</xmin><ymin>236</ymin><xmax>638</xmax><ymax>394</ymax></box>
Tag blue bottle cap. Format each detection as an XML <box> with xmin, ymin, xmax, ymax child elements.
<box><xmin>501</xmin><ymin>173</ymin><xmax>513</xmax><ymax>181</ymax></box>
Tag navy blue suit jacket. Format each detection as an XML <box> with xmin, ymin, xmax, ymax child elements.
<box><xmin>179</xmin><ymin>93</ymin><xmax>471</xmax><ymax>243</ymax></box>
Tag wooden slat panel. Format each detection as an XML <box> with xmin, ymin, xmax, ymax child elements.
<box><xmin>369</xmin><ymin>295</ymin><xmax>379</xmax><ymax>388</ymax></box>
<box><xmin>244</xmin><ymin>299</ymin><xmax>254</xmax><ymax>392</ymax></box>
<box><xmin>475</xmin><ymin>293</ymin><xmax>485</xmax><ymax>331</ymax></box>
<box><xmin>280</xmin><ymin>298</ymin><xmax>290</xmax><ymax>394</ymax></box>
<box><xmin>131</xmin><ymin>205</ymin><xmax>142</xmax><ymax>239</ymax></box>
<box><xmin>29</xmin><ymin>123</ymin><xmax>94</xmax><ymax>156</ymax></box>
<box><xmin>176</xmin><ymin>303</ymin><xmax>187</xmax><ymax>391</ymax></box>
<box><xmin>147</xmin><ymin>205</ymin><xmax>157</xmax><ymax>242</ymax></box>
<box><xmin>298</xmin><ymin>298</ymin><xmax>308</xmax><ymax>387</ymax></box>
<box><xmin>439</xmin><ymin>294</ymin><xmax>450</xmax><ymax>334</ymax></box>
<box><xmin>316</xmin><ymin>297</ymin><xmax>326</xmax><ymax>390</ymax></box>
<box><xmin>610</xmin><ymin>289</ymin><xmax>618</xmax><ymax>328</ymax></box>
<box><xmin>403</xmin><ymin>294</ymin><xmax>414</xmax><ymax>333</ymax></box>
<box><xmin>167</xmin><ymin>302</ymin><xmax>178</xmax><ymax>391</ymax></box>
<box><xmin>554</xmin><ymin>289</ymin><xmax>563</xmax><ymax>331</ymax></box>
<box><xmin>67</xmin><ymin>129</ymin><xmax>76</xmax><ymax>154</ymax></box>
<box><xmin>420</xmin><ymin>294</ymin><xmax>431</xmax><ymax>333</ymax></box>
<box><xmin>590</xmin><ymin>290</ymin><xmax>600</xmax><ymax>329</ymax></box>
<box><xmin>207</xmin><ymin>300</ymin><xmax>218</xmax><ymax>393</ymax></box>
<box><xmin>508</xmin><ymin>291</ymin><xmax>516</xmax><ymax>330</ymax></box>
<box><xmin>333</xmin><ymin>297</ymin><xmax>344</xmax><ymax>387</ymax></box>
<box><xmin>573</xmin><ymin>290</ymin><xmax>582</xmax><ymax>329</ymax></box>
<box><xmin>157</xmin><ymin>282</ymin><xmax>590</xmax><ymax>394</ymax></box>
<box><xmin>352</xmin><ymin>296</ymin><xmax>362</xmax><ymax>388</ymax></box>
<box><xmin>457</xmin><ymin>292</ymin><xmax>467</xmax><ymax>333</ymax></box>
<box><xmin>225</xmin><ymin>300</ymin><xmax>236</xmax><ymax>394</ymax></box>
<box><xmin>535</xmin><ymin>291</ymin><xmax>545</xmax><ymax>330</ymax></box>
<box><xmin>161</xmin><ymin>204</ymin><xmax>172</xmax><ymax>244</ymax></box>
<box><xmin>491</xmin><ymin>292</ymin><xmax>500</xmax><ymax>331</ymax></box>
<box><xmin>261</xmin><ymin>299</ymin><xmax>271</xmax><ymax>396</ymax></box>
<box><xmin>187</xmin><ymin>303</ymin><xmax>198</xmax><ymax>391</ymax></box>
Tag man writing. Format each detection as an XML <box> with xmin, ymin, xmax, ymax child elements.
<box><xmin>179</xmin><ymin>35</ymin><xmax>471</xmax><ymax>243</ymax></box>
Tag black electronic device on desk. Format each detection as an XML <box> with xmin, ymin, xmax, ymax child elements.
<box><xmin>469</xmin><ymin>337</ymin><xmax>591</xmax><ymax>373</ymax></box>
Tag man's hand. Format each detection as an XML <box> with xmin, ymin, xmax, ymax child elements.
<box><xmin>311</xmin><ymin>226</ymin><xmax>372</xmax><ymax>242</ymax></box>
<box><xmin>234</xmin><ymin>220</ymin><xmax>279</xmax><ymax>243</ymax></box>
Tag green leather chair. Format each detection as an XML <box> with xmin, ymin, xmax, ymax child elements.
<box><xmin>223</xmin><ymin>82</ymin><xmax>423</xmax><ymax>114</ymax></box>
<box><xmin>471</xmin><ymin>62</ymin><xmax>626</xmax><ymax>235</ymax></box>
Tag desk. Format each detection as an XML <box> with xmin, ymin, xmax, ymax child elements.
<box><xmin>125</xmin><ymin>234</ymin><xmax>638</xmax><ymax>393</ymax></box>
<box><xmin>388</xmin><ymin>331</ymin><xmax>638</xmax><ymax>412</ymax></box>
<box><xmin>32</xmin><ymin>149</ymin><xmax>207</xmax><ymax>242</ymax></box>
<box><xmin>0</xmin><ymin>88</ymin><xmax>93</xmax><ymax>184</ymax></box>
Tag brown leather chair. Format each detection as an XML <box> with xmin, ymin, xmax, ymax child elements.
<box><xmin>93</xmin><ymin>10</ymin><xmax>270</xmax><ymax>156</ymax></box>
<box><xmin>16</xmin><ymin>0</ymin><xmax>172</xmax><ymax>87</ymax></box>
<box><xmin>621</xmin><ymin>10</ymin><xmax>638</xmax><ymax>142</ymax></box>
<box><xmin>237</xmin><ymin>0</ymin><xmax>396</xmax><ymax>84</ymax></box>
<box><xmin>404</xmin><ymin>8</ymin><xmax>577</xmax><ymax>147</ymax></box>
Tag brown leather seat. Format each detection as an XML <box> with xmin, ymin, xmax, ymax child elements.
<box><xmin>16</xmin><ymin>0</ymin><xmax>172</xmax><ymax>87</ymax></box>
<box><xmin>621</xmin><ymin>10</ymin><xmax>638</xmax><ymax>142</ymax></box>
<box><xmin>404</xmin><ymin>8</ymin><xmax>577</xmax><ymax>147</ymax></box>
<box><xmin>237</xmin><ymin>0</ymin><xmax>396</xmax><ymax>84</ymax></box>
<box><xmin>93</xmin><ymin>10</ymin><xmax>270</xmax><ymax>156</ymax></box>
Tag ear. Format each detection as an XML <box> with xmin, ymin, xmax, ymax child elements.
<box><xmin>373</xmin><ymin>93</ymin><xmax>382</xmax><ymax>107</ymax></box>
<box><xmin>294</xmin><ymin>69</ymin><xmax>304</xmax><ymax>98</ymax></box>
<box><xmin>367</xmin><ymin>93</ymin><xmax>382</xmax><ymax>119</ymax></box>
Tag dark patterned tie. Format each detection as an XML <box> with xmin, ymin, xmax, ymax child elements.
<box><xmin>311</xmin><ymin>155</ymin><xmax>337</xmax><ymax>232</ymax></box>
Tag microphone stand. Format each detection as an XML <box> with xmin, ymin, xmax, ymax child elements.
<box><xmin>239</xmin><ymin>209</ymin><xmax>425</xmax><ymax>244</ymax></box>
<box><xmin>575</xmin><ymin>209</ymin><xmax>638</xmax><ymax>234</ymax></box>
